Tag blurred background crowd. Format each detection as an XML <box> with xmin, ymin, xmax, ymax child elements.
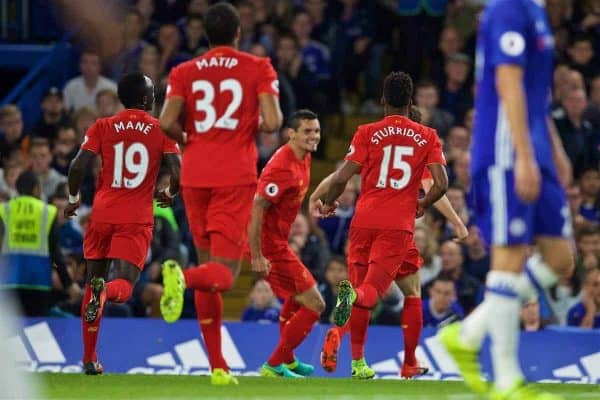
<box><xmin>1</xmin><ymin>0</ymin><xmax>599</xmax><ymax>330</ymax></box>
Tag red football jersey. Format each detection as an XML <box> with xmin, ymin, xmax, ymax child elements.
<box><xmin>82</xmin><ymin>109</ymin><xmax>179</xmax><ymax>225</ymax></box>
<box><xmin>257</xmin><ymin>145</ymin><xmax>310</xmax><ymax>255</ymax></box>
<box><xmin>345</xmin><ymin>115</ymin><xmax>445</xmax><ymax>231</ymax></box>
<box><xmin>166</xmin><ymin>46</ymin><xmax>279</xmax><ymax>188</ymax></box>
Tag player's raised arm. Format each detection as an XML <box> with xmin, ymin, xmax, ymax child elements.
<box><xmin>248</xmin><ymin>195</ymin><xmax>272</xmax><ymax>276</ymax></box>
<box><xmin>258</xmin><ymin>93</ymin><xmax>283</xmax><ymax>133</ymax></box>
<box><xmin>323</xmin><ymin>161</ymin><xmax>361</xmax><ymax>214</ymax></box>
<box><xmin>496</xmin><ymin>65</ymin><xmax>540</xmax><ymax>203</ymax></box>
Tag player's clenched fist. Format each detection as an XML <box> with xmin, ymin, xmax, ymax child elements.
<box><xmin>156</xmin><ymin>188</ymin><xmax>177</xmax><ymax>208</ymax></box>
<box><xmin>251</xmin><ymin>255</ymin><xmax>271</xmax><ymax>277</ymax></box>
<box><xmin>64</xmin><ymin>201</ymin><xmax>80</xmax><ymax>218</ymax></box>
<box><xmin>316</xmin><ymin>200</ymin><xmax>338</xmax><ymax>219</ymax></box>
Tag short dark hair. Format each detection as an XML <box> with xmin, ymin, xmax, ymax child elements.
<box><xmin>118</xmin><ymin>72</ymin><xmax>154</xmax><ymax>109</ymax></box>
<box><xmin>570</xmin><ymin>33</ymin><xmax>593</xmax><ymax>47</ymax></box>
<box><xmin>576</xmin><ymin>225</ymin><xmax>599</xmax><ymax>241</ymax></box>
<box><xmin>16</xmin><ymin>171</ymin><xmax>40</xmax><ymax>196</ymax></box>
<box><xmin>433</xmin><ymin>271</ymin><xmax>455</xmax><ymax>285</ymax></box>
<box><xmin>204</xmin><ymin>2</ymin><xmax>240</xmax><ymax>46</ymax></box>
<box><xmin>383</xmin><ymin>71</ymin><xmax>413</xmax><ymax>108</ymax></box>
<box><xmin>288</xmin><ymin>109</ymin><xmax>318</xmax><ymax>130</ymax></box>
<box><xmin>416</xmin><ymin>80</ymin><xmax>437</xmax><ymax>91</ymax></box>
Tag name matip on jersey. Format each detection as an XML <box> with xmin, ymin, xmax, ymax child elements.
<box><xmin>166</xmin><ymin>46</ymin><xmax>279</xmax><ymax>188</ymax></box>
<box><xmin>471</xmin><ymin>0</ymin><xmax>555</xmax><ymax>177</ymax></box>
<box><xmin>345</xmin><ymin>115</ymin><xmax>445</xmax><ymax>232</ymax></box>
<box><xmin>82</xmin><ymin>109</ymin><xmax>179</xmax><ymax>225</ymax></box>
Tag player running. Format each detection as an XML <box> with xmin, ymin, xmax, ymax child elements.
<box><xmin>317</xmin><ymin>71</ymin><xmax>448</xmax><ymax>375</ymax></box>
<box><xmin>438</xmin><ymin>1</ymin><xmax>574</xmax><ymax>399</ymax></box>
<box><xmin>158</xmin><ymin>2</ymin><xmax>282</xmax><ymax>385</ymax></box>
<box><xmin>65</xmin><ymin>73</ymin><xmax>180</xmax><ymax>375</ymax></box>
<box><xmin>248</xmin><ymin>109</ymin><xmax>324</xmax><ymax>379</ymax></box>
<box><xmin>311</xmin><ymin>106</ymin><xmax>467</xmax><ymax>379</ymax></box>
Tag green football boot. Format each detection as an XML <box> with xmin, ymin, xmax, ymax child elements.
<box><xmin>160</xmin><ymin>259</ymin><xmax>185</xmax><ymax>323</ymax></box>
<box><xmin>351</xmin><ymin>358</ymin><xmax>375</xmax><ymax>380</ymax></box>
<box><xmin>333</xmin><ymin>280</ymin><xmax>356</xmax><ymax>327</ymax></box>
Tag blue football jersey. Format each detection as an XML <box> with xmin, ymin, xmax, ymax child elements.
<box><xmin>471</xmin><ymin>0</ymin><xmax>556</xmax><ymax>176</ymax></box>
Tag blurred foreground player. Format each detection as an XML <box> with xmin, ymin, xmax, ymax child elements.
<box><xmin>248</xmin><ymin>110</ymin><xmax>324</xmax><ymax>378</ymax></box>
<box><xmin>159</xmin><ymin>1</ymin><xmax>282</xmax><ymax>385</ymax></box>
<box><xmin>438</xmin><ymin>1</ymin><xmax>574</xmax><ymax>399</ymax></box>
<box><xmin>311</xmin><ymin>106</ymin><xmax>466</xmax><ymax>379</ymax></box>
<box><xmin>66</xmin><ymin>73</ymin><xmax>180</xmax><ymax>375</ymax></box>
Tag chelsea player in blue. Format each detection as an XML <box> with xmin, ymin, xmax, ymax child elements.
<box><xmin>438</xmin><ymin>1</ymin><xmax>574</xmax><ymax>399</ymax></box>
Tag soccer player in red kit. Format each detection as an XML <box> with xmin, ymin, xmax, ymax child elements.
<box><xmin>64</xmin><ymin>72</ymin><xmax>180</xmax><ymax>375</ymax></box>
<box><xmin>158</xmin><ymin>2</ymin><xmax>282</xmax><ymax>385</ymax></box>
<box><xmin>318</xmin><ymin>71</ymin><xmax>448</xmax><ymax>369</ymax></box>
<box><xmin>311</xmin><ymin>106</ymin><xmax>466</xmax><ymax>379</ymax></box>
<box><xmin>248</xmin><ymin>110</ymin><xmax>325</xmax><ymax>378</ymax></box>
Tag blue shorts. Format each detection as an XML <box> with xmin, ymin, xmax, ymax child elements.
<box><xmin>472</xmin><ymin>167</ymin><xmax>572</xmax><ymax>246</ymax></box>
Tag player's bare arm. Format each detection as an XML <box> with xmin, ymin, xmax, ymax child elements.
<box><xmin>159</xmin><ymin>97</ymin><xmax>186</xmax><ymax>145</ymax></box>
<box><xmin>547</xmin><ymin>117</ymin><xmax>572</xmax><ymax>189</ymax></box>
<box><xmin>421</xmin><ymin>178</ymin><xmax>468</xmax><ymax>242</ymax></box>
<box><xmin>417</xmin><ymin>163</ymin><xmax>448</xmax><ymax>218</ymax></box>
<box><xmin>323</xmin><ymin>160</ymin><xmax>361</xmax><ymax>215</ymax></box>
<box><xmin>258</xmin><ymin>93</ymin><xmax>283</xmax><ymax>133</ymax></box>
<box><xmin>65</xmin><ymin>148</ymin><xmax>96</xmax><ymax>218</ymax></box>
<box><xmin>156</xmin><ymin>153</ymin><xmax>181</xmax><ymax>208</ymax></box>
<box><xmin>309</xmin><ymin>172</ymin><xmax>337</xmax><ymax>218</ymax></box>
<box><xmin>496</xmin><ymin>64</ymin><xmax>540</xmax><ymax>203</ymax></box>
<box><xmin>248</xmin><ymin>195</ymin><xmax>272</xmax><ymax>277</ymax></box>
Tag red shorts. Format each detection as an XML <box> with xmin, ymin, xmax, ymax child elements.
<box><xmin>83</xmin><ymin>220</ymin><xmax>153</xmax><ymax>269</ymax></box>
<box><xmin>182</xmin><ymin>184</ymin><xmax>256</xmax><ymax>260</ymax></box>
<box><xmin>347</xmin><ymin>227</ymin><xmax>413</xmax><ymax>297</ymax></box>
<box><xmin>265</xmin><ymin>247</ymin><xmax>316</xmax><ymax>299</ymax></box>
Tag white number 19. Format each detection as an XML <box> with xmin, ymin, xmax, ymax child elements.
<box><xmin>112</xmin><ymin>141</ymin><xmax>149</xmax><ymax>189</ymax></box>
<box><xmin>376</xmin><ymin>145</ymin><xmax>413</xmax><ymax>190</ymax></box>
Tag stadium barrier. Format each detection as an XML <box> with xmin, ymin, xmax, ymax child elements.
<box><xmin>7</xmin><ymin>318</ymin><xmax>600</xmax><ymax>383</ymax></box>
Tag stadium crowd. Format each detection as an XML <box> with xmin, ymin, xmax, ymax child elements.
<box><xmin>1</xmin><ymin>0</ymin><xmax>600</xmax><ymax>330</ymax></box>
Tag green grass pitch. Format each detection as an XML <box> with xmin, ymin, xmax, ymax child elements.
<box><xmin>41</xmin><ymin>374</ymin><xmax>599</xmax><ymax>399</ymax></box>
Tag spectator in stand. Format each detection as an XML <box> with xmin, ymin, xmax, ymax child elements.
<box><xmin>567</xmin><ymin>268</ymin><xmax>600</xmax><ymax>329</ymax></box>
<box><xmin>444</xmin><ymin>125</ymin><xmax>470</xmax><ymax>164</ymax></box>
<box><xmin>318</xmin><ymin>256</ymin><xmax>348</xmax><ymax>323</ymax></box>
<box><xmin>292</xmin><ymin>10</ymin><xmax>336</xmax><ymax>115</ymax></box>
<box><xmin>135</xmin><ymin>0</ymin><xmax>160</xmax><ymax>41</ymax></box>
<box><xmin>414</xmin><ymin>80</ymin><xmax>454</xmax><ymax>139</ymax></box>
<box><xmin>95</xmin><ymin>89</ymin><xmax>121</xmax><ymax>118</ymax></box>
<box><xmin>435</xmin><ymin>240</ymin><xmax>482</xmax><ymax>313</ymax></box>
<box><xmin>440</xmin><ymin>53</ymin><xmax>473</xmax><ymax>123</ymax></box>
<box><xmin>110</xmin><ymin>9</ymin><xmax>148</xmax><ymax>81</ymax></box>
<box><xmin>567</xmin><ymin>34</ymin><xmax>599</xmax><ymax>82</ymax></box>
<box><xmin>0</xmin><ymin>105</ymin><xmax>29</xmax><ymax>166</ymax></box>
<box><xmin>241</xmin><ymin>279</ymin><xmax>281</xmax><ymax>323</ymax></box>
<box><xmin>584</xmin><ymin>74</ymin><xmax>600</xmax><ymax>128</ymax></box>
<box><xmin>423</xmin><ymin>273</ymin><xmax>464</xmax><ymax>329</ymax></box>
<box><xmin>289</xmin><ymin>212</ymin><xmax>330</xmax><ymax>282</ymax></box>
<box><xmin>318</xmin><ymin>179</ymin><xmax>356</xmax><ymax>255</ymax></box>
<box><xmin>575</xmin><ymin>226</ymin><xmax>600</xmax><ymax>289</ymax></box>
<box><xmin>0</xmin><ymin>160</ymin><xmax>23</xmax><ymax>200</ymax></box>
<box><xmin>51</xmin><ymin>126</ymin><xmax>78</xmax><ymax>176</ymax></box>
<box><xmin>181</xmin><ymin>14</ymin><xmax>208</xmax><ymax>57</ymax></box>
<box><xmin>152</xmin><ymin>0</ymin><xmax>187</xmax><ymax>24</ymax></box>
<box><xmin>463</xmin><ymin>107</ymin><xmax>475</xmax><ymax>132</ymax></box>
<box><xmin>416</xmin><ymin>224</ymin><xmax>441</xmax><ymax>289</ymax></box>
<box><xmin>463</xmin><ymin>225</ymin><xmax>490</xmax><ymax>283</ymax></box>
<box><xmin>62</xmin><ymin>50</ymin><xmax>117</xmax><ymax>113</ymax></box>
<box><xmin>237</xmin><ymin>1</ymin><xmax>273</xmax><ymax>53</ymax></box>
<box><xmin>72</xmin><ymin>107</ymin><xmax>97</xmax><ymax>144</ymax></box>
<box><xmin>303</xmin><ymin>0</ymin><xmax>332</xmax><ymax>45</ymax></box>
<box><xmin>257</xmin><ymin>131</ymin><xmax>282</xmax><ymax>172</ymax></box>
<box><xmin>176</xmin><ymin>0</ymin><xmax>209</xmax><ymax>31</ymax></box>
<box><xmin>138</xmin><ymin>45</ymin><xmax>162</xmax><ymax>90</ymax></box>
<box><xmin>431</xmin><ymin>26</ymin><xmax>464</xmax><ymax>86</ymax></box>
<box><xmin>579</xmin><ymin>168</ymin><xmax>600</xmax><ymax>224</ymax></box>
<box><xmin>32</xmin><ymin>87</ymin><xmax>69</xmax><ymax>142</ymax></box>
<box><xmin>553</xmin><ymin>88</ymin><xmax>599</xmax><ymax>179</ymax></box>
<box><xmin>157</xmin><ymin>24</ymin><xmax>189</xmax><ymax>74</ymax></box>
<box><xmin>520</xmin><ymin>299</ymin><xmax>547</xmax><ymax>332</ymax></box>
<box><xmin>451</xmin><ymin>151</ymin><xmax>470</xmax><ymax>191</ymax></box>
<box><xmin>29</xmin><ymin>138</ymin><xmax>67</xmax><ymax>200</ymax></box>
<box><xmin>567</xmin><ymin>183</ymin><xmax>594</xmax><ymax>232</ymax></box>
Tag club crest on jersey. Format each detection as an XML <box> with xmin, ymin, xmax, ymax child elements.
<box><xmin>499</xmin><ymin>31</ymin><xmax>525</xmax><ymax>57</ymax></box>
<box><xmin>265</xmin><ymin>183</ymin><xmax>279</xmax><ymax>197</ymax></box>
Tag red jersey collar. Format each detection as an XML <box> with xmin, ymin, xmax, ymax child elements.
<box><xmin>205</xmin><ymin>45</ymin><xmax>237</xmax><ymax>56</ymax></box>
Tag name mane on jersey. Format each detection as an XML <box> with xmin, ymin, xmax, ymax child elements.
<box><xmin>370</xmin><ymin>125</ymin><xmax>428</xmax><ymax>147</ymax></box>
<box><xmin>114</xmin><ymin>120</ymin><xmax>153</xmax><ymax>135</ymax></box>
<box><xmin>196</xmin><ymin>56</ymin><xmax>238</xmax><ymax>70</ymax></box>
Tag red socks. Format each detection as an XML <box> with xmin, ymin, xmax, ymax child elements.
<box><xmin>105</xmin><ymin>279</ymin><xmax>133</xmax><ymax>303</ymax></box>
<box><xmin>350</xmin><ymin>306</ymin><xmax>370</xmax><ymax>360</ymax></box>
<box><xmin>402</xmin><ymin>297</ymin><xmax>422</xmax><ymax>366</ymax></box>
<box><xmin>354</xmin><ymin>284</ymin><xmax>378</xmax><ymax>309</ymax></box>
<box><xmin>279</xmin><ymin>298</ymin><xmax>301</xmax><ymax>333</ymax></box>
<box><xmin>184</xmin><ymin>262</ymin><xmax>233</xmax><ymax>292</ymax></box>
<box><xmin>81</xmin><ymin>284</ymin><xmax>106</xmax><ymax>363</ymax></box>
<box><xmin>268</xmin><ymin>307</ymin><xmax>319</xmax><ymax>366</ymax></box>
<box><xmin>194</xmin><ymin>291</ymin><xmax>228</xmax><ymax>371</ymax></box>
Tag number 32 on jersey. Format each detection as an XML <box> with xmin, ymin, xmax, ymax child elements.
<box><xmin>193</xmin><ymin>79</ymin><xmax>242</xmax><ymax>133</ymax></box>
